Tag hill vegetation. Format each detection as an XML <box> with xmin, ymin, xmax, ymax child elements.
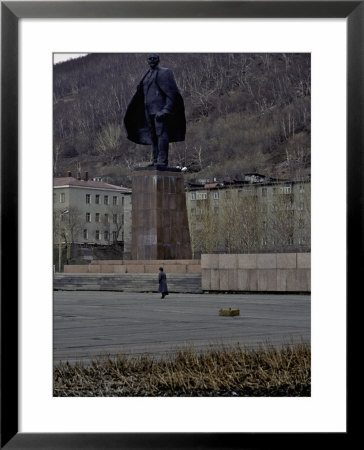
<box><xmin>54</xmin><ymin>53</ymin><xmax>311</xmax><ymax>187</ymax></box>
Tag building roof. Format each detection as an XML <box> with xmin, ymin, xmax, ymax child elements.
<box><xmin>53</xmin><ymin>177</ymin><xmax>131</xmax><ymax>192</ymax></box>
<box><xmin>244</xmin><ymin>172</ymin><xmax>267</xmax><ymax>177</ymax></box>
<box><xmin>204</xmin><ymin>183</ymin><xmax>219</xmax><ymax>189</ymax></box>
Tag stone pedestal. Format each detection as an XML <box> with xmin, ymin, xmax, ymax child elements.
<box><xmin>131</xmin><ymin>168</ymin><xmax>192</xmax><ymax>260</ymax></box>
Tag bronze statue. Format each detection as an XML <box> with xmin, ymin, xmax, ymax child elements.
<box><xmin>124</xmin><ymin>54</ymin><xmax>186</xmax><ymax>168</ymax></box>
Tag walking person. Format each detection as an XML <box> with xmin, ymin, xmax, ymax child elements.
<box><xmin>158</xmin><ymin>267</ymin><xmax>168</xmax><ymax>299</ymax></box>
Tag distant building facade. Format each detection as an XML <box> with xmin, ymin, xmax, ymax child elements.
<box><xmin>53</xmin><ymin>172</ymin><xmax>132</xmax><ymax>256</ymax></box>
<box><xmin>54</xmin><ymin>170</ymin><xmax>310</xmax><ymax>261</ymax></box>
<box><xmin>186</xmin><ymin>174</ymin><xmax>311</xmax><ymax>257</ymax></box>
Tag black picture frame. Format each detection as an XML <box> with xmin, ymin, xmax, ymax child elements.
<box><xmin>1</xmin><ymin>1</ymin><xmax>357</xmax><ymax>448</ymax></box>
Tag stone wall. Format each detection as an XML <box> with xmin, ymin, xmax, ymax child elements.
<box><xmin>64</xmin><ymin>259</ymin><xmax>201</xmax><ymax>274</ymax></box>
<box><xmin>201</xmin><ymin>253</ymin><xmax>310</xmax><ymax>292</ymax></box>
<box><xmin>62</xmin><ymin>253</ymin><xmax>310</xmax><ymax>292</ymax></box>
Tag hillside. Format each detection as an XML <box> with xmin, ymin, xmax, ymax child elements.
<box><xmin>53</xmin><ymin>53</ymin><xmax>311</xmax><ymax>187</ymax></box>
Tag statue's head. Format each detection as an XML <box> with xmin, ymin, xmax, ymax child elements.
<box><xmin>147</xmin><ymin>53</ymin><xmax>160</xmax><ymax>69</ymax></box>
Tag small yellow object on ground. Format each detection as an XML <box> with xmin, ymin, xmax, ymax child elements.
<box><xmin>219</xmin><ymin>307</ymin><xmax>240</xmax><ymax>317</ymax></box>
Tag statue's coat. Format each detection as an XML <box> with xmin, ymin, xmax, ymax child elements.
<box><xmin>124</xmin><ymin>66</ymin><xmax>186</xmax><ymax>145</ymax></box>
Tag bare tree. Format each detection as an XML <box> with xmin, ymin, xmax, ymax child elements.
<box><xmin>187</xmin><ymin>181</ymin><xmax>311</xmax><ymax>256</ymax></box>
<box><xmin>53</xmin><ymin>143</ymin><xmax>61</xmax><ymax>175</ymax></box>
<box><xmin>106</xmin><ymin>204</ymin><xmax>124</xmax><ymax>244</ymax></box>
<box><xmin>95</xmin><ymin>123</ymin><xmax>122</xmax><ymax>162</ymax></box>
<box><xmin>218</xmin><ymin>188</ymin><xmax>261</xmax><ymax>253</ymax></box>
<box><xmin>188</xmin><ymin>196</ymin><xmax>220</xmax><ymax>257</ymax></box>
<box><xmin>54</xmin><ymin>206</ymin><xmax>83</xmax><ymax>266</ymax></box>
<box><xmin>265</xmin><ymin>183</ymin><xmax>311</xmax><ymax>253</ymax></box>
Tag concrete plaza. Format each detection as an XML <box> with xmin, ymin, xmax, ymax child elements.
<box><xmin>53</xmin><ymin>291</ymin><xmax>310</xmax><ymax>365</ymax></box>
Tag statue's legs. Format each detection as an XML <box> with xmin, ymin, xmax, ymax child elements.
<box><xmin>151</xmin><ymin>139</ymin><xmax>158</xmax><ymax>164</ymax></box>
<box><xmin>150</xmin><ymin>115</ymin><xmax>169</xmax><ymax>167</ymax></box>
<box><xmin>156</xmin><ymin>133</ymin><xmax>169</xmax><ymax>166</ymax></box>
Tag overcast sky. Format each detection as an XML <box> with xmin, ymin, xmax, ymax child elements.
<box><xmin>53</xmin><ymin>53</ymin><xmax>88</xmax><ymax>64</ymax></box>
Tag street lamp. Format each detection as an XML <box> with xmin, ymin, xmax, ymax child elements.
<box><xmin>58</xmin><ymin>209</ymin><xmax>69</xmax><ymax>272</ymax></box>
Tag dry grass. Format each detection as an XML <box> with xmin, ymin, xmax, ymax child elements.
<box><xmin>53</xmin><ymin>342</ymin><xmax>310</xmax><ymax>397</ymax></box>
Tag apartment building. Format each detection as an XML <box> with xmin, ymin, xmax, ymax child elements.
<box><xmin>53</xmin><ymin>172</ymin><xmax>132</xmax><ymax>255</ymax></box>
<box><xmin>186</xmin><ymin>174</ymin><xmax>311</xmax><ymax>256</ymax></box>
<box><xmin>54</xmin><ymin>170</ymin><xmax>310</xmax><ymax>260</ymax></box>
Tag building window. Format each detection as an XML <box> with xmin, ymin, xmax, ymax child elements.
<box><xmin>104</xmin><ymin>230</ymin><xmax>109</xmax><ymax>241</ymax></box>
<box><xmin>95</xmin><ymin>195</ymin><xmax>100</xmax><ymax>204</ymax></box>
<box><xmin>262</xmin><ymin>188</ymin><xmax>267</xmax><ymax>197</ymax></box>
<box><xmin>60</xmin><ymin>192</ymin><xmax>65</xmax><ymax>203</ymax></box>
<box><xmin>95</xmin><ymin>213</ymin><xmax>100</xmax><ymax>222</ymax></box>
<box><xmin>112</xmin><ymin>231</ymin><xmax>117</xmax><ymax>241</ymax></box>
<box><xmin>86</xmin><ymin>194</ymin><xmax>91</xmax><ymax>204</ymax></box>
<box><xmin>287</xmin><ymin>236</ymin><xmax>294</xmax><ymax>246</ymax></box>
<box><xmin>121</xmin><ymin>196</ymin><xmax>125</xmax><ymax>206</ymax></box>
<box><xmin>121</xmin><ymin>214</ymin><xmax>124</xmax><ymax>225</ymax></box>
<box><xmin>190</xmin><ymin>192</ymin><xmax>196</xmax><ymax>200</ymax></box>
<box><xmin>104</xmin><ymin>195</ymin><xmax>109</xmax><ymax>205</ymax></box>
<box><xmin>104</xmin><ymin>213</ymin><xmax>109</xmax><ymax>223</ymax></box>
<box><xmin>83</xmin><ymin>229</ymin><xmax>88</xmax><ymax>239</ymax></box>
<box><xmin>86</xmin><ymin>212</ymin><xmax>91</xmax><ymax>222</ymax></box>
<box><xmin>280</xmin><ymin>186</ymin><xmax>292</xmax><ymax>194</ymax></box>
<box><xmin>213</xmin><ymin>191</ymin><xmax>219</xmax><ymax>199</ymax></box>
<box><xmin>299</xmin><ymin>184</ymin><xmax>305</xmax><ymax>193</ymax></box>
<box><xmin>113</xmin><ymin>214</ymin><xmax>117</xmax><ymax>224</ymax></box>
<box><xmin>95</xmin><ymin>230</ymin><xmax>100</xmax><ymax>240</ymax></box>
<box><xmin>113</xmin><ymin>196</ymin><xmax>118</xmax><ymax>205</ymax></box>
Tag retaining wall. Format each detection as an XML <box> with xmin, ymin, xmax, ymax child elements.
<box><xmin>201</xmin><ymin>253</ymin><xmax>310</xmax><ymax>292</ymax></box>
<box><xmin>64</xmin><ymin>259</ymin><xmax>201</xmax><ymax>274</ymax></box>
<box><xmin>60</xmin><ymin>254</ymin><xmax>310</xmax><ymax>293</ymax></box>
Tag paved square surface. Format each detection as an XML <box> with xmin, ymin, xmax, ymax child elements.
<box><xmin>54</xmin><ymin>291</ymin><xmax>310</xmax><ymax>364</ymax></box>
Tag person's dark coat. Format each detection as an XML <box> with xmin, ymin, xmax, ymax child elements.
<box><xmin>124</xmin><ymin>66</ymin><xmax>186</xmax><ymax>145</ymax></box>
<box><xmin>158</xmin><ymin>271</ymin><xmax>168</xmax><ymax>294</ymax></box>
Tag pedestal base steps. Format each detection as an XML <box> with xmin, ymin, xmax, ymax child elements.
<box><xmin>59</xmin><ymin>260</ymin><xmax>202</xmax><ymax>293</ymax></box>
<box><xmin>54</xmin><ymin>273</ymin><xmax>202</xmax><ymax>293</ymax></box>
